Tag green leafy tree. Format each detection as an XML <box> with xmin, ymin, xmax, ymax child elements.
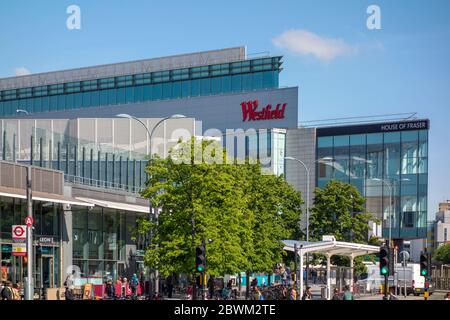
<box><xmin>243</xmin><ymin>163</ymin><xmax>304</xmax><ymax>274</ymax></box>
<box><xmin>137</xmin><ymin>138</ymin><xmax>303</xmax><ymax>277</ymax></box>
<box><xmin>433</xmin><ymin>244</ymin><xmax>450</xmax><ymax>264</ymax></box>
<box><xmin>310</xmin><ymin>180</ymin><xmax>376</xmax><ymax>243</ymax></box>
<box><xmin>309</xmin><ymin>180</ymin><xmax>378</xmax><ymax>275</ymax></box>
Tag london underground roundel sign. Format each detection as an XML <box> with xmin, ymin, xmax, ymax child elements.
<box><xmin>12</xmin><ymin>225</ymin><xmax>26</xmax><ymax>239</ymax></box>
<box><xmin>25</xmin><ymin>216</ymin><xmax>34</xmax><ymax>227</ymax></box>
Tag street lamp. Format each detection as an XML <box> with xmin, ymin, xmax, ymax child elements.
<box><xmin>284</xmin><ymin>156</ymin><xmax>333</xmax><ymax>290</ymax></box>
<box><xmin>115</xmin><ymin>113</ymin><xmax>186</xmax><ymax>297</ymax></box>
<box><xmin>16</xmin><ymin>109</ymin><xmax>29</xmax><ymax>115</ymax></box>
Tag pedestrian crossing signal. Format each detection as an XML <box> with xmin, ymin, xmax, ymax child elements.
<box><xmin>420</xmin><ymin>252</ymin><xmax>429</xmax><ymax>277</ymax></box>
<box><xmin>196</xmin><ymin>244</ymin><xmax>205</xmax><ymax>273</ymax></box>
<box><xmin>379</xmin><ymin>246</ymin><xmax>390</xmax><ymax>276</ymax></box>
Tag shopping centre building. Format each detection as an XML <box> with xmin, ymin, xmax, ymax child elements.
<box><xmin>0</xmin><ymin>46</ymin><xmax>429</xmax><ymax>290</ymax></box>
<box><xmin>0</xmin><ymin>47</ymin><xmax>296</xmax><ymax>290</ymax></box>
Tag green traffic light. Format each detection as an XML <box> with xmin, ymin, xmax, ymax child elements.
<box><xmin>380</xmin><ymin>267</ymin><xmax>388</xmax><ymax>275</ymax></box>
<box><xmin>197</xmin><ymin>266</ymin><xmax>204</xmax><ymax>272</ymax></box>
<box><xmin>421</xmin><ymin>269</ymin><xmax>427</xmax><ymax>276</ymax></box>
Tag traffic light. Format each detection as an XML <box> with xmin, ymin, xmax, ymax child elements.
<box><xmin>196</xmin><ymin>243</ymin><xmax>206</xmax><ymax>273</ymax></box>
<box><xmin>420</xmin><ymin>252</ymin><xmax>429</xmax><ymax>277</ymax></box>
<box><xmin>379</xmin><ymin>246</ymin><xmax>390</xmax><ymax>276</ymax></box>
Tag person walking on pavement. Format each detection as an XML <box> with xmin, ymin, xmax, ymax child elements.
<box><xmin>1</xmin><ymin>281</ymin><xmax>13</xmax><ymax>300</ymax></box>
<box><xmin>104</xmin><ymin>279</ymin><xmax>115</xmax><ymax>300</ymax></box>
<box><xmin>388</xmin><ymin>287</ymin><xmax>399</xmax><ymax>300</ymax></box>
<box><xmin>445</xmin><ymin>292</ymin><xmax>450</xmax><ymax>300</ymax></box>
<box><xmin>289</xmin><ymin>287</ymin><xmax>297</xmax><ymax>300</ymax></box>
<box><xmin>166</xmin><ymin>274</ymin><xmax>174</xmax><ymax>299</ymax></box>
<box><xmin>302</xmin><ymin>286</ymin><xmax>312</xmax><ymax>300</ymax></box>
<box><xmin>130</xmin><ymin>274</ymin><xmax>139</xmax><ymax>300</ymax></box>
<box><xmin>342</xmin><ymin>285</ymin><xmax>354</xmax><ymax>300</ymax></box>
<box><xmin>331</xmin><ymin>288</ymin><xmax>341</xmax><ymax>300</ymax></box>
<box><xmin>207</xmin><ymin>276</ymin><xmax>215</xmax><ymax>299</ymax></box>
<box><xmin>64</xmin><ymin>270</ymin><xmax>76</xmax><ymax>300</ymax></box>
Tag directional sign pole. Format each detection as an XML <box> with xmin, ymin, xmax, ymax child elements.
<box><xmin>25</xmin><ymin>166</ymin><xmax>33</xmax><ymax>300</ymax></box>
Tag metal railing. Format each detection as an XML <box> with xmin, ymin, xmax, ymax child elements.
<box><xmin>65</xmin><ymin>174</ymin><xmax>145</xmax><ymax>194</ymax></box>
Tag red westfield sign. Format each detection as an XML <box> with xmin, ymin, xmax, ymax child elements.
<box><xmin>241</xmin><ymin>100</ymin><xmax>286</xmax><ymax>122</ymax></box>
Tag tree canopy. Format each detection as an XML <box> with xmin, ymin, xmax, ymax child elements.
<box><xmin>137</xmin><ymin>138</ymin><xmax>303</xmax><ymax>276</ymax></box>
<box><xmin>433</xmin><ymin>244</ymin><xmax>450</xmax><ymax>265</ymax></box>
<box><xmin>309</xmin><ymin>180</ymin><xmax>378</xmax><ymax>275</ymax></box>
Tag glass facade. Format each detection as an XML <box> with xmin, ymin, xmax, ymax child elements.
<box><xmin>316</xmin><ymin>129</ymin><xmax>428</xmax><ymax>239</ymax></box>
<box><xmin>0</xmin><ymin>197</ymin><xmax>61</xmax><ymax>288</ymax></box>
<box><xmin>224</xmin><ymin>128</ymin><xmax>286</xmax><ymax>176</ymax></box>
<box><xmin>0</xmin><ymin>57</ymin><xmax>281</xmax><ymax>117</ymax></box>
<box><xmin>71</xmin><ymin>206</ymin><xmax>146</xmax><ymax>283</ymax></box>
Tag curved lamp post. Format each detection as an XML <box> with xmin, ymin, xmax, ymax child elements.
<box><xmin>284</xmin><ymin>156</ymin><xmax>333</xmax><ymax>292</ymax></box>
<box><xmin>115</xmin><ymin>113</ymin><xmax>186</xmax><ymax>296</ymax></box>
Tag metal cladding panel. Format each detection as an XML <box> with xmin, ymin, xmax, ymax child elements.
<box><xmin>17</xmin><ymin>87</ymin><xmax>298</xmax><ymax>133</ymax></box>
<box><xmin>0</xmin><ymin>47</ymin><xmax>246</xmax><ymax>90</ymax></box>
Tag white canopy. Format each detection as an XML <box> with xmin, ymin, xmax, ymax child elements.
<box><xmin>283</xmin><ymin>239</ymin><xmax>379</xmax><ymax>257</ymax></box>
<box><xmin>282</xmin><ymin>237</ymin><xmax>380</xmax><ymax>300</ymax></box>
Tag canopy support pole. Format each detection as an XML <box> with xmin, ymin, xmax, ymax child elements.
<box><xmin>349</xmin><ymin>253</ymin><xmax>354</xmax><ymax>292</ymax></box>
<box><xmin>299</xmin><ymin>248</ymin><xmax>304</xmax><ymax>299</ymax></box>
<box><xmin>326</xmin><ymin>254</ymin><xmax>331</xmax><ymax>300</ymax></box>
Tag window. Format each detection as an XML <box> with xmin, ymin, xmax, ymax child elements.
<box><xmin>99</xmin><ymin>78</ymin><xmax>115</xmax><ymax>89</ymax></box>
<box><xmin>116</xmin><ymin>76</ymin><xmax>132</xmax><ymax>87</ymax></box>
<box><xmin>200</xmin><ymin>78</ymin><xmax>210</xmax><ymax>95</ymax></box>
<box><xmin>152</xmin><ymin>84</ymin><xmax>162</xmax><ymax>100</ymax></box>
<box><xmin>231</xmin><ymin>75</ymin><xmax>241</xmax><ymax>92</ymax></box>
<box><xmin>162</xmin><ymin>83</ymin><xmax>172</xmax><ymax>99</ymax></box>
<box><xmin>384</xmin><ymin>132</ymin><xmax>401</xmax><ymax>178</ymax></box>
<box><xmin>172</xmin><ymin>81</ymin><xmax>181</xmax><ymax>98</ymax></box>
<box><xmin>181</xmin><ymin>81</ymin><xmax>190</xmax><ymax>98</ymax></box>
<box><xmin>191</xmin><ymin>80</ymin><xmax>200</xmax><ymax>96</ymax></box>
<box><xmin>134</xmin><ymin>73</ymin><xmax>151</xmax><ymax>85</ymax></box>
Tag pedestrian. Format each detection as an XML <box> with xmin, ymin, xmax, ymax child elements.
<box><xmin>122</xmin><ymin>277</ymin><xmax>128</xmax><ymax>298</ymax></box>
<box><xmin>64</xmin><ymin>270</ymin><xmax>75</xmax><ymax>300</ymax></box>
<box><xmin>342</xmin><ymin>285</ymin><xmax>354</xmax><ymax>300</ymax></box>
<box><xmin>1</xmin><ymin>281</ymin><xmax>13</xmax><ymax>300</ymax></box>
<box><xmin>445</xmin><ymin>292</ymin><xmax>450</xmax><ymax>300</ymax></box>
<box><xmin>115</xmin><ymin>278</ymin><xmax>123</xmax><ymax>299</ymax></box>
<box><xmin>250</xmin><ymin>277</ymin><xmax>257</xmax><ymax>290</ymax></box>
<box><xmin>331</xmin><ymin>288</ymin><xmax>341</xmax><ymax>300</ymax></box>
<box><xmin>167</xmin><ymin>274</ymin><xmax>174</xmax><ymax>299</ymax></box>
<box><xmin>207</xmin><ymin>276</ymin><xmax>215</xmax><ymax>299</ymax></box>
<box><xmin>130</xmin><ymin>274</ymin><xmax>139</xmax><ymax>300</ymax></box>
<box><xmin>388</xmin><ymin>287</ymin><xmax>398</xmax><ymax>300</ymax></box>
<box><xmin>12</xmin><ymin>283</ymin><xmax>21</xmax><ymax>300</ymax></box>
<box><xmin>289</xmin><ymin>287</ymin><xmax>297</xmax><ymax>300</ymax></box>
<box><xmin>104</xmin><ymin>279</ymin><xmax>115</xmax><ymax>300</ymax></box>
<box><xmin>312</xmin><ymin>269</ymin><xmax>317</xmax><ymax>284</ymax></box>
<box><xmin>302</xmin><ymin>286</ymin><xmax>312</xmax><ymax>300</ymax></box>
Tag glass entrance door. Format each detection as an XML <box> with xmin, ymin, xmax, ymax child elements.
<box><xmin>41</xmin><ymin>255</ymin><xmax>54</xmax><ymax>288</ymax></box>
<box><xmin>36</xmin><ymin>254</ymin><xmax>54</xmax><ymax>288</ymax></box>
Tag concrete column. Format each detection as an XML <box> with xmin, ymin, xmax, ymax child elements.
<box><xmin>61</xmin><ymin>205</ymin><xmax>73</xmax><ymax>283</ymax></box>
<box><xmin>349</xmin><ymin>254</ymin><xmax>354</xmax><ymax>292</ymax></box>
<box><xmin>326</xmin><ymin>254</ymin><xmax>331</xmax><ymax>300</ymax></box>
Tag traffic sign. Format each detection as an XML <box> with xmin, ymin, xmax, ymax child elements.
<box><xmin>25</xmin><ymin>216</ymin><xmax>34</xmax><ymax>227</ymax></box>
<box><xmin>12</xmin><ymin>243</ymin><xmax>27</xmax><ymax>257</ymax></box>
<box><xmin>12</xmin><ymin>225</ymin><xmax>27</xmax><ymax>240</ymax></box>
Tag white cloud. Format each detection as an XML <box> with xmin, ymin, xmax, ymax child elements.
<box><xmin>272</xmin><ymin>29</ymin><xmax>358</xmax><ymax>62</ymax></box>
<box><xmin>14</xmin><ymin>67</ymin><xmax>32</xmax><ymax>76</ymax></box>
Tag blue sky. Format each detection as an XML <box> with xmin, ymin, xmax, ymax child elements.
<box><xmin>1</xmin><ymin>0</ymin><xmax>449</xmax><ymax>217</ymax></box>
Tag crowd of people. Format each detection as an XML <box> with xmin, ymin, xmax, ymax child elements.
<box><xmin>0</xmin><ymin>281</ymin><xmax>23</xmax><ymax>300</ymax></box>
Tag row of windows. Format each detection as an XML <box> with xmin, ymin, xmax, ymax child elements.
<box><xmin>0</xmin><ymin>71</ymin><xmax>278</xmax><ymax>116</ymax></box>
<box><xmin>0</xmin><ymin>57</ymin><xmax>281</xmax><ymax>101</ymax></box>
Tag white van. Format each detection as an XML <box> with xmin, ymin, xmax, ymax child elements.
<box><xmin>360</xmin><ymin>263</ymin><xmax>433</xmax><ymax>296</ymax></box>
